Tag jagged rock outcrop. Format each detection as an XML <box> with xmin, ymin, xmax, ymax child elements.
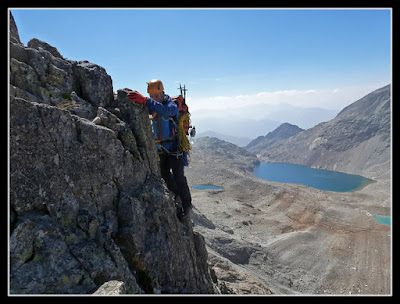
<box><xmin>93</xmin><ymin>281</ymin><xmax>127</xmax><ymax>295</ymax></box>
<box><xmin>9</xmin><ymin>12</ymin><xmax>217</xmax><ymax>294</ymax></box>
<box><xmin>9</xmin><ymin>12</ymin><xmax>22</xmax><ymax>45</ymax></box>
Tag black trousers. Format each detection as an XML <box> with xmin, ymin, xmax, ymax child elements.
<box><xmin>159</xmin><ymin>152</ymin><xmax>192</xmax><ymax>209</ymax></box>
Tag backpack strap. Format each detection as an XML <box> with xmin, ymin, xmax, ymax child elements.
<box><xmin>150</xmin><ymin>113</ymin><xmax>157</xmax><ymax>121</ymax></box>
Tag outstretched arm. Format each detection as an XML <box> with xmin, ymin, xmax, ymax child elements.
<box><xmin>146</xmin><ymin>97</ymin><xmax>178</xmax><ymax>118</ymax></box>
<box><xmin>127</xmin><ymin>90</ymin><xmax>178</xmax><ymax>118</ymax></box>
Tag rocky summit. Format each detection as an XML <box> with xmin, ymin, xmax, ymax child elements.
<box><xmin>245</xmin><ymin>123</ymin><xmax>304</xmax><ymax>155</ymax></box>
<box><xmin>9</xmin><ymin>12</ymin><xmax>217</xmax><ymax>295</ymax></box>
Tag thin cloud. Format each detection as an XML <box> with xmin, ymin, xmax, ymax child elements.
<box><xmin>188</xmin><ymin>84</ymin><xmax>386</xmax><ymax>117</ymax></box>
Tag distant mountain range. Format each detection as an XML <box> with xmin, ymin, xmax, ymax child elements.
<box><xmin>258</xmin><ymin>84</ymin><xmax>391</xmax><ymax>178</ymax></box>
<box><xmin>195</xmin><ymin>85</ymin><xmax>390</xmax><ymax>180</ymax></box>
<box><xmin>192</xmin><ymin>106</ymin><xmax>338</xmax><ymax>147</ymax></box>
<box><xmin>195</xmin><ymin>131</ymin><xmax>253</xmax><ymax>147</ymax></box>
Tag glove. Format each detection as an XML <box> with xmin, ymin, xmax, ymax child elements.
<box><xmin>127</xmin><ymin>90</ymin><xmax>147</xmax><ymax>105</ymax></box>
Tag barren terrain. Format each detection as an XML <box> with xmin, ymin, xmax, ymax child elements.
<box><xmin>186</xmin><ymin>138</ymin><xmax>391</xmax><ymax>295</ymax></box>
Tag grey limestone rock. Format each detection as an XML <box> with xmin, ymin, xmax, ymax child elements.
<box><xmin>93</xmin><ymin>280</ymin><xmax>127</xmax><ymax>295</ymax></box>
<box><xmin>9</xmin><ymin>11</ymin><xmax>217</xmax><ymax>295</ymax></box>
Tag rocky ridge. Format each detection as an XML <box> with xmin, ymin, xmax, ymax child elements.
<box><xmin>258</xmin><ymin>85</ymin><xmax>391</xmax><ymax>180</ymax></box>
<box><xmin>245</xmin><ymin>123</ymin><xmax>304</xmax><ymax>154</ymax></box>
<box><xmin>9</xmin><ymin>12</ymin><xmax>217</xmax><ymax>294</ymax></box>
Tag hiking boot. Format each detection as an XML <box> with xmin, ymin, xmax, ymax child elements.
<box><xmin>174</xmin><ymin>195</ymin><xmax>182</xmax><ymax>206</ymax></box>
<box><xmin>178</xmin><ymin>204</ymin><xmax>193</xmax><ymax>221</ymax></box>
<box><xmin>176</xmin><ymin>205</ymin><xmax>184</xmax><ymax>220</ymax></box>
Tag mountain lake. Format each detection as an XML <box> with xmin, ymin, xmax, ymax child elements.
<box><xmin>253</xmin><ymin>162</ymin><xmax>375</xmax><ymax>193</ymax></box>
<box><xmin>192</xmin><ymin>184</ymin><xmax>223</xmax><ymax>190</ymax></box>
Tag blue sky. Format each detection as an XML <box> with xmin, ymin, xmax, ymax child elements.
<box><xmin>10</xmin><ymin>8</ymin><xmax>391</xmax><ymax>137</ymax></box>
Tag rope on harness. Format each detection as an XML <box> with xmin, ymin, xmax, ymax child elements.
<box><xmin>160</xmin><ymin>145</ymin><xmax>183</xmax><ymax>158</ymax></box>
<box><xmin>177</xmin><ymin>113</ymin><xmax>191</xmax><ymax>152</ymax></box>
<box><xmin>155</xmin><ymin>135</ymin><xmax>178</xmax><ymax>144</ymax></box>
<box><xmin>149</xmin><ymin>112</ymin><xmax>191</xmax><ymax>153</ymax></box>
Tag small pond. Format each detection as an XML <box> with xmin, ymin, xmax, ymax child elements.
<box><xmin>192</xmin><ymin>184</ymin><xmax>223</xmax><ymax>190</ymax></box>
<box><xmin>373</xmin><ymin>215</ymin><xmax>391</xmax><ymax>226</ymax></box>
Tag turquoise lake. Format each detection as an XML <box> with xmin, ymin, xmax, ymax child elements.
<box><xmin>373</xmin><ymin>215</ymin><xmax>391</xmax><ymax>226</ymax></box>
<box><xmin>192</xmin><ymin>184</ymin><xmax>223</xmax><ymax>190</ymax></box>
<box><xmin>253</xmin><ymin>162</ymin><xmax>374</xmax><ymax>192</ymax></box>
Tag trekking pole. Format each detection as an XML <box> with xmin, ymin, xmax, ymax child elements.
<box><xmin>178</xmin><ymin>84</ymin><xmax>183</xmax><ymax>97</ymax></box>
<box><xmin>179</xmin><ymin>84</ymin><xmax>187</xmax><ymax>104</ymax></box>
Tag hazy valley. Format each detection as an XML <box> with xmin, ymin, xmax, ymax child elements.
<box><xmin>186</xmin><ymin>85</ymin><xmax>391</xmax><ymax>295</ymax></box>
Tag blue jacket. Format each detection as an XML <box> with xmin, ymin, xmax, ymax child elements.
<box><xmin>145</xmin><ymin>94</ymin><xmax>179</xmax><ymax>152</ymax></box>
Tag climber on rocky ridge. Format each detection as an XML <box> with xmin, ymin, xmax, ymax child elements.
<box><xmin>127</xmin><ymin>80</ymin><xmax>193</xmax><ymax>221</ymax></box>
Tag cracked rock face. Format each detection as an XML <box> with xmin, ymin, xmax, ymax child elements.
<box><xmin>9</xmin><ymin>11</ymin><xmax>216</xmax><ymax>295</ymax></box>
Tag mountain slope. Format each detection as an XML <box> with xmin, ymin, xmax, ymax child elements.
<box><xmin>188</xmin><ymin>136</ymin><xmax>260</xmax><ymax>185</ymax></box>
<box><xmin>258</xmin><ymin>85</ymin><xmax>391</xmax><ymax>179</ymax></box>
<box><xmin>185</xmin><ymin>136</ymin><xmax>390</xmax><ymax>295</ymax></box>
<box><xmin>245</xmin><ymin>123</ymin><xmax>304</xmax><ymax>154</ymax></box>
<box><xmin>195</xmin><ymin>131</ymin><xmax>252</xmax><ymax>147</ymax></box>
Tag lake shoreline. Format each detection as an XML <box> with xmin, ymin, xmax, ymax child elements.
<box><xmin>253</xmin><ymin>162</ymin><xmax>375</xmax><ymax>193</ymax></box>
